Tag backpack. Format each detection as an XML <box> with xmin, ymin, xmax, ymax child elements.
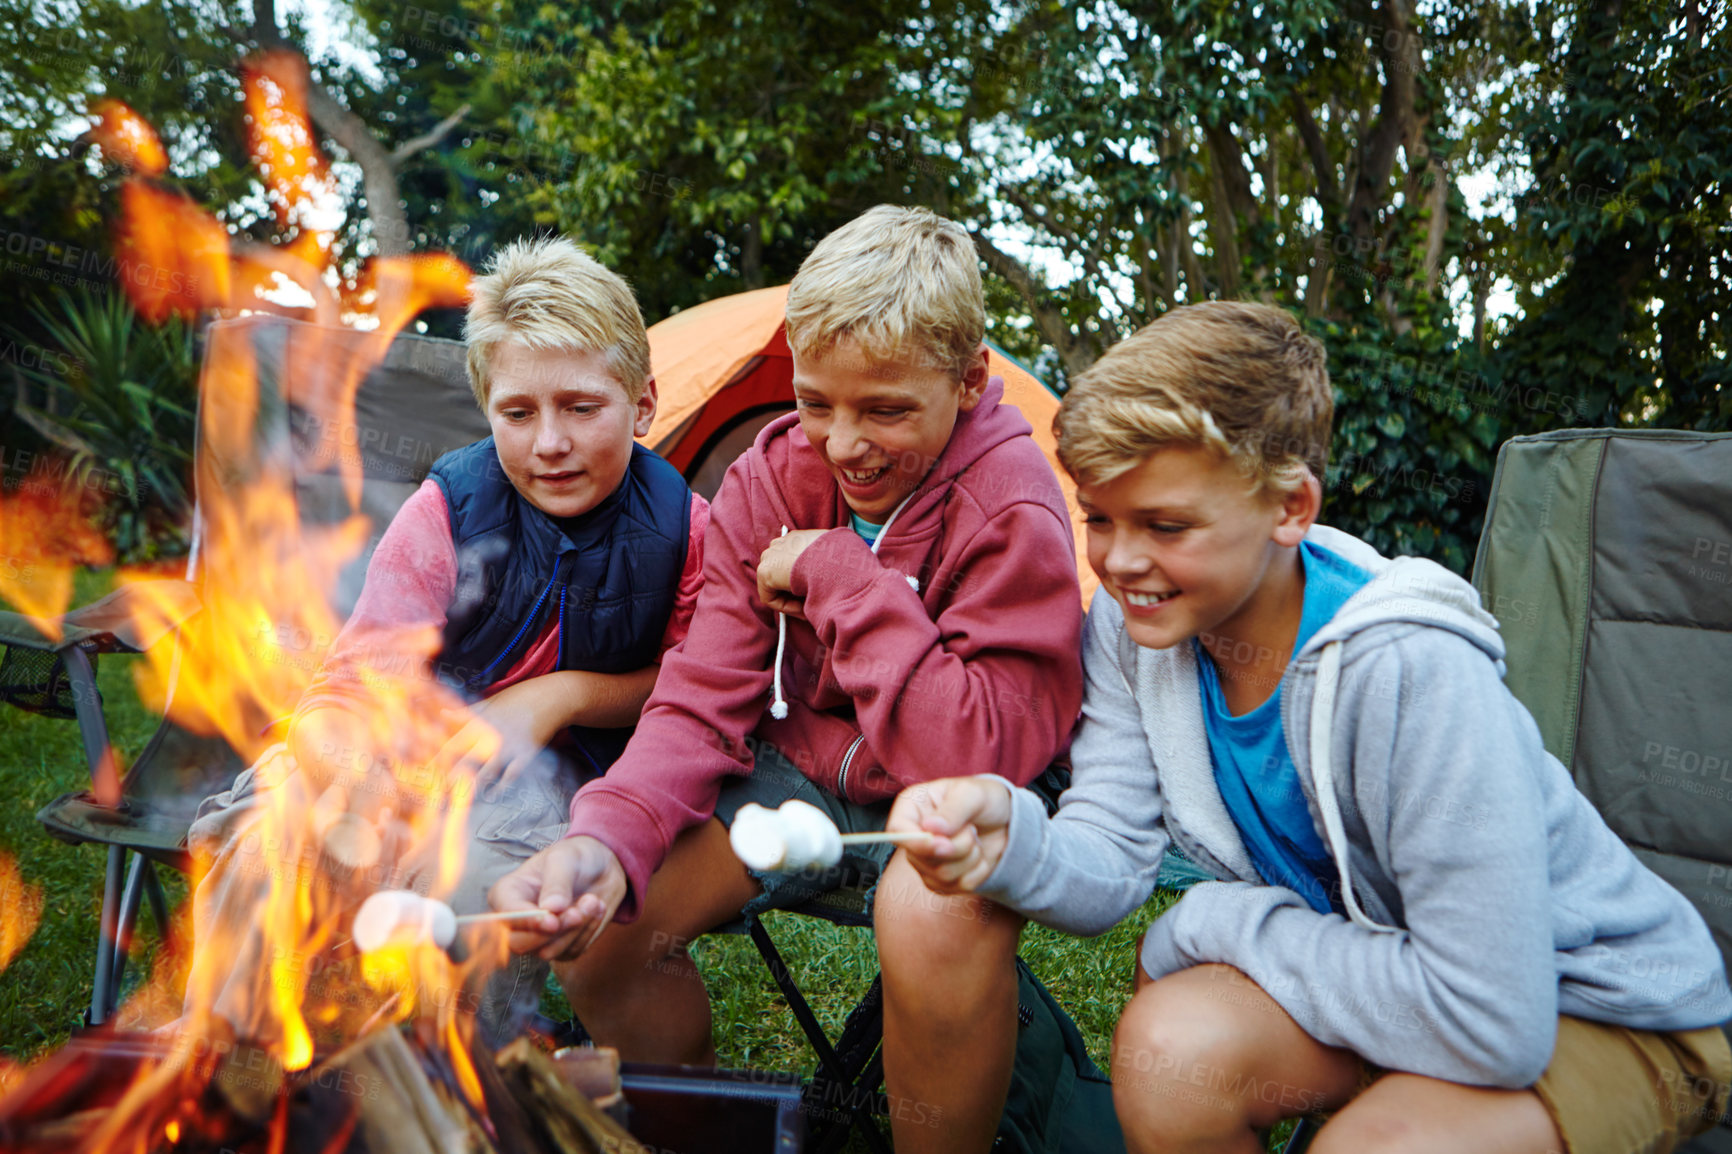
<box><xmin>994</xmin><ymin>956</ymin><xmax>1127</xmax><ymax>1154</ymax></box>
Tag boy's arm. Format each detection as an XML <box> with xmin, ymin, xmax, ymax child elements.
<box><xmin>1137</xmin><ymin>631</ymin><xmax>1560</xmax><ymax>1088</ymax></box>
<box><xmin>788</xmin><ymin>498</ymin><xmax>1082</xmax><ymax>789</ymax></box>
<box><xmin>291</xmin><ymin>480</ymin><xmax>458</xmax><ymax>793</ymax></box>
<box><xmin>563</xmin><ymin>467</ymin><xmax>775</xmax><ymax>919</ymax></box>
<box><xmin>968</xmin><ymin>597</ymin><xmax>1169</xmax><ymax>934</ymax></box>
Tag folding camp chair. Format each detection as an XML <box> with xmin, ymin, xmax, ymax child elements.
<box><xmin>7</xmin><ymin>314</ymin><xmax>488</xmax><ymax>1027</ymax></box>
<box><xmin>1473</xmin><ymin>428</ymin><xmax>1732</xmax><ymax>1152</ymax></box>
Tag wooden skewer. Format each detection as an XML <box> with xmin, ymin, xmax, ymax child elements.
<box><xmin>453</xmin><ymin>908</ymin><xmax>547</xmax><ymax>925</ymax></box>
<box><xmin>838</xmin><ymin>830</ymin><xmax>935</xmax><ymax>846</ymax></box>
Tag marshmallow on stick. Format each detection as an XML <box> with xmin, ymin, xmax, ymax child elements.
<box><xmin>728</xmin><ymin>800</ymin><xmax>933</xmax><ymax>873</ymax></box>
<box><xmin>351</xmin><ymin>890</ymin><xmax>544</xmax><ymax>953</ymax></box>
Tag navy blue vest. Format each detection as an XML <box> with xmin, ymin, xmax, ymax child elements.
<box><xmin>427</xmin><ymin>438</ymin><xmax>691</xmax><ymax>770</ymax></box>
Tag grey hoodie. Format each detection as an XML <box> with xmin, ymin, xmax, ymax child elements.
<box><xmin>979</xmin><ymin>525</ymin><xmax>1732</xmax><ymax>1088</ymax></box>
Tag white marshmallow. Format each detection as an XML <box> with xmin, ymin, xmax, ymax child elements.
<box><xmin>727</xmin><ymin>801</ymin><xmax>844</xmax><ymax>873</ymax></box>
<box><xmin>778</xmin><ymin>800</ymin><xmax>844</xmax><ymax>870</ymax></box>
<box><xmin>353</xmin><ymin>890</ymin><xmax>458</xmax><ymax>953</ymax></box>
<box><xmin>728</xmin><ymin>803</ymin><xmax>790</xmax><ymax>871</ymax></box>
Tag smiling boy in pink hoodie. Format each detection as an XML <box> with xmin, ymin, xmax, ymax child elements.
<box><xmin>491</xmin><ymin>204</ymin><xmax>1084</xmax><ymax>1153</ymax></box>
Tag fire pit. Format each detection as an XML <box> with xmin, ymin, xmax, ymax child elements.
<box><xmin>0</xmin><ymin>1025</ymin><xmax>807</xmax><ymax>1154</ymax></box>
<box><xmin>0</xmin><ymin>1021</ymin><xmax>635</xmax><ymax>1153</ymax></box>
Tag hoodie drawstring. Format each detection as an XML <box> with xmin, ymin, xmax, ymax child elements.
<box><xmin>766</xmin><ymin>489</ymin><xmax>921</xmax><ymax>722</ymax></box>
<box><xmin>769</xmin><ymin>526</ymin><xmax>791</xmax><ymax>719</ymax></box>
<box><xmin>1308</xmin><ymin>639</ymin><xmax>1400</xmax><ymax>934</ymax></box>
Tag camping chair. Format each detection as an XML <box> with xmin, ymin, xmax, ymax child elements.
<box><xmin>736</xmin><ymin>881</ymin><xmax>892</xmax><ymax>1154</ymax></box>
<box><xmin>1472</xmin><ymin>428</ymin><xmax>1732</xmax><ymax>1153</ymax></box>
<box><xmin>7</xmin><ymin>314</ymin><xmax>488</xmax><ymax>1027</ymax></box>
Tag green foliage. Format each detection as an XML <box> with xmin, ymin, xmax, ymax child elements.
<box><xmin>1497</xmin><ymin>0</ymin><xmax>1731</xmax><ymax>431</ymax></box>
<box><xmin>1</xmin><ymin>0</ymin><xmax>1725</xmax><ymax>576</ymax></box>
<box><xmin>10</xmin><ymin>291</ymin><xmax>198</xmax><ymax>560</ymax></box>
<box><xmin>362</xmin><ymin>0</ymin><xmax>1010</xmax><ymax>321</ymax></box>
<box><xmin>1319</xmin><ymin>323</ymin><xmax>1501</xmax><ymax>573</ymax></box>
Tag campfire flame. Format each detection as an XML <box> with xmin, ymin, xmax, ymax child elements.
<box><xmin>1</xmin><ymin>48</ymin><xmax>528</xmax><ymax>1154</ymax></box>
<box><xmin>0</xmin><ymin>853</ymin><xmax>44</xmax><ymax>978</ymax></box>
<box><xmin>243</xmin><ymin>52</ymin><xmax>341</xmax><ymax>264</ymax></box>
<box><xmin>87</xmin><ymin>100</ymin><xmax>168</xmax><ymax>176</ymax></box>
<box><xmin>0</xmin><ymin>486</ymin><xmax>114</xmax><ymax>640</ymax></box>
<box><xmin>0</xmin><ymin>855</ymin><xmax>43</xmax><ymax>1100</ymax></box>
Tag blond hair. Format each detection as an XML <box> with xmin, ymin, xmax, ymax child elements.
<box><xmin>1055</xmin><ymin>301</ymin><xmax>1332</xmax><ymax>494</ymax></box>
<box><xmin>464</xmin><ymin>236</ymin><xmax>650</xmax><ymax>407</ymax></box>
<box><xmin>784</xmin><ymin>205</ymin><xmax>985</xmax><ymax>379</ymax></box>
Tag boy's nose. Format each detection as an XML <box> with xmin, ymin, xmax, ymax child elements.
<box><xmin>828</xmin><ymin>415</ymin><xmax>873</xmax><ymax>463</ymax></box>
<box><xmin>1104</xmin><ymin>533</ymin><xmax>1154</xmax><ymax>579</ymax></box>
<box><xmin>533</xmin><ymin>416</ymin><xmax>574</xmax><ymax>456</ymax></box>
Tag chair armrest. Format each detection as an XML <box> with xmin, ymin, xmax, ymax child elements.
<box><xmin>0</xmin><ymin>579</ymin><xmax>201</xmax><ymax>655</ymax></box>
<box><xmin>59</xmin><ymin>579</ymin><xmax>203</xmax><ymax>653</ymax></box>
<box><xmin>0</xmin><ymin>580</ymin><xmax>200</xmax><ymax>808</ymax></box>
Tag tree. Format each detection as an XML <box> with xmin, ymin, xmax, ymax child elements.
<box><xmin>1497</xmin><ymin>0</ymin><xmax>1731</xmax><ymax>430</ymax></box>
<box><xmin>351</xmin><ymin>0</ymin><xmax>1013</xmax><ymax>321</ymax></box>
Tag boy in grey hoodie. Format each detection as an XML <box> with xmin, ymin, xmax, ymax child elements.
<box><xmin>889</xmin><ymin>302</ymin><xmax>1732</xmax><ymax>1154</ymax></box>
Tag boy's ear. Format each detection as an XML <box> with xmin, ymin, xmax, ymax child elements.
<box><xmin>633</xmin><ymin>376</ymin><xmax>658</xmax><ymax>438</ymax></box>
<box><xmin>1270</xmin><ymin>468</ymin><xmax>1322</xmax><ymax>547</ymax></box>
<box><xmin>957</xmin><ymin>344</ymin><xmax>991</xmax><ymax>412</ymax></box>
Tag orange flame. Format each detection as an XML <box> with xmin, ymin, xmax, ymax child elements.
<box><xmin>88</xmin><ymin>99</ymin><xmax>168</xmax><ymax>176</ymax></box>
<box><xmin>0</xmin><ymin>486</ymin><xmax>114</xmax><ymax>640</ymax></box>
<box><xmin>0</xmin><ymin>852</ymin><xmax>44</xmax><ymax>976</ymax></box>
<box><xmin>65</xmin><ymin>52</ymin><xmax>508</xmax><ymax>1153</ymax></box>
<box><xmin>244</xmin><ymin>52</ymin><xmax>339</xmax><ymax>253</ymax></box>
<box><xmin>114</xmin><ymin>182</ymin><xmax>232</xmax><ymax>324</ymax></box>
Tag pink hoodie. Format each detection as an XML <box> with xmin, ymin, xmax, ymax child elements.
<box><xmin>566</xmin><ymin>379</ymin><xmax>1084</xmax><ymax>918</ymax></box>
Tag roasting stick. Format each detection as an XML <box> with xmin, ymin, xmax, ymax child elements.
<box><xmin>838</xmin><ymin>829</ymin><xmax>934</xmax><ymax>847</ymax></box>
<box><xmin>451</xmin><ymin>907</ymin><xmax>551</xmax><ymax>925</ymax></box>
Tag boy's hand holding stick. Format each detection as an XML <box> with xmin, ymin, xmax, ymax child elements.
<box><xmin>889</xmin><ymin>777</ymin><xmax>1014</xmax><ymax>895</ymax></box>
<box><xmin>487</xmin><ymin>835</ymin><xmax>629</xmax><ymax>962</ymax></box>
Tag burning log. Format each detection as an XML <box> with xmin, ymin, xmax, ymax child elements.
<box><xmin>314</xmin><ymin>1025</ymin><xmax>491</xmax><ymax>1154</ymax></box>
<box><xmin>0</xmin><ymin>1026</ymin><xmax>647</xmax><ymax>1154</ymax></box>
<box><xmin>492</xmin><ymin>1039</ymin><xmax>643</xmax><ymax>1154</ymax></box>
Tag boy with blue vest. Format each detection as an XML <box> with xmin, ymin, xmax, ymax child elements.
<box><xmin>491</xmin><ymin>206</ymin><xmax>1085</xmax><ymax>1154</ymax></box>
<box><xmin>185</xmin><ymin>237</ymin><xmax>706</xmax><ymax>1042</ymax></box>
<box><xmin>893</xmin><ymin>302</ymin><xmax>1732</xmax><ymax>1154</ymax></box>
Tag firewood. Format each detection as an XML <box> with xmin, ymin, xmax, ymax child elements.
<box><xmin>494</xmin><ymin>1038</ymin><xmax>646</xmax><ymax>1154</ymax></box>
<box><xmin>318</xmin><ymin>1024</ymin><xmax>496</xmax><ymax>1154</ymax></box>
<box><xmin>551</xmin><ymin>1046</ymin><xmax>622</xmax><ymax>1108</ymax></box>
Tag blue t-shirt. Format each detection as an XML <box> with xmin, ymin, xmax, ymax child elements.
<box><xmin>1195</xmin><ymin>540</ymin><xmax>1371</xmax><ymax>914</ymax></box>
<box><xmin>850</xmin><ymin>512</ymin><xmax>883</xmax><ymax>545</ymax></box>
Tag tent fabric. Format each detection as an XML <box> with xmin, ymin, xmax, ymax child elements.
<box><xmin>643</xmin><ymin>285</ymin><xmax>1097</xmax><ymax>606</ymax></box>
<box><xmin>1472</xmin><ymin>428</ymin><xmax>1732</xmax><ymax>1034</ymax></box>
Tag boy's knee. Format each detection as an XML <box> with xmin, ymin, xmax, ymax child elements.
<box><xmin>1112</xmin><ymin>974</ymin><xmax>1259</xmax><ymax>1097</ymax></box>
<box><xmin>1307</xmin><ymin>1107</ymin><xmax>1422</xmax><ymax>1154</ymax></box>
<box><xmin>875</xmin><ymin>877</ymin><xmax>1018</xmax><ymax>975</ymax></box>
<box><xmin>1111</xmin><ymin>997</ymin><xmax>1257</xmax><ymax>1141</ymax></box>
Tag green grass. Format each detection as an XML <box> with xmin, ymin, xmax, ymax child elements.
<box><xmin>0</xmin><ymin>568</ymin><xmax>186</xmax><ymax>1059</ymax></box>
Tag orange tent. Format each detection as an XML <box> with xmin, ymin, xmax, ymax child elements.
<box><xmin>639</xmin><ymin>285</ymin><xmax>1097</xmax><ymax>605</ymax></box>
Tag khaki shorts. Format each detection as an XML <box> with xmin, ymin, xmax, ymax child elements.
<box><xmin>1354</xmin><ymin>1017</ymin><xmax>1731</xmax><ymax>1154</ymax></box>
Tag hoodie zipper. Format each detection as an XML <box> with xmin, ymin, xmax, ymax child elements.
<box><xmin>468</xmin><ymin>556</ymin><xmax>568</xmax><ymax>693</ymax></box>
<box><xmin>836</xmin><ymin>733</ymin><xmax>868</xmax><ymax>797</ymax></box>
